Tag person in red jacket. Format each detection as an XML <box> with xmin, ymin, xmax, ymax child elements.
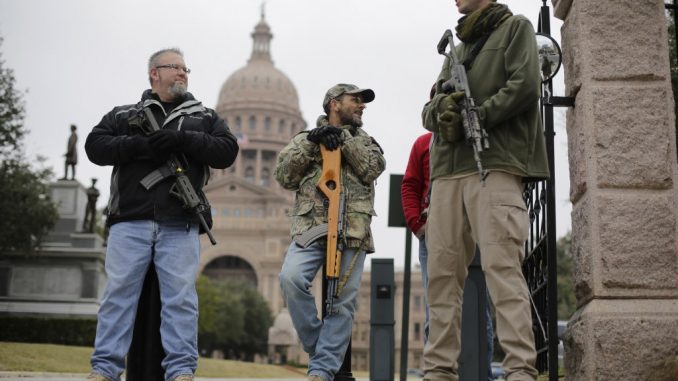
<box><xmin>401</xmin><ymin>131</ymin><xmax>432</xmax><ymax>338</ymax></box>
<box><xmin>402</xmin><ymin>130</ymin><xmax>495</xmax><ymax>380</ymax></box>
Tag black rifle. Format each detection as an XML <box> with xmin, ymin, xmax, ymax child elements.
<box><xmin>437</xmin><ymin>29</ymin><xmax>490</xmax><ymax>185</ymax></box>
<box><xmin>138</xmin><ymin>106</ymin><xmax>217</xmax><ymax>245</ymax></box>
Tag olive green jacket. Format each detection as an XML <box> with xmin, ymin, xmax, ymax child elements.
<box><xmin>423</xmin><ymin>15</ymin><xmax>550</xmax><ymax>181</ymax></box>
<box><xmin>274</xmin><ymin>123</ymin><xmax>386</xmax><ymax>253</ymax></box>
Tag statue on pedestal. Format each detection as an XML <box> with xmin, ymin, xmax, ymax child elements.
<box><xmin>83</xmin><ymin>178</ymin><xmax>100</xmax><ymax>233</ymax></box>
<box><xmin>61</xmin><ymin>124</ymin><xmax>78</xmax><ymax>180</ymax></box>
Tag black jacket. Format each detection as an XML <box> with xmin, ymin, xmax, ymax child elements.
<box><xmin>85</xmin><ymin>90</ymin><xmax>238</xmax><ymax>227</ymax></box>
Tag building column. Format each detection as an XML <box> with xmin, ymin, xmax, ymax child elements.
<box><xmin>553</xmin><ymin>0</ymin><xmax>678</xmax><ymax>379</ymax></box>
<box><xmin>235</xmin><ymin>150</ymin><xmax>244</xmax><ymax>178</ymax></box>
<box><xmin>255</xmin><ymin>149</ymin><xmax>262</xmax><ymax>186</ymax></box>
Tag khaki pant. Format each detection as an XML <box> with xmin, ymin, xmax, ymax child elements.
<box><xmin>423</xmin><ymin>172</ymin><xmax>538</xmax><ymax>381</ymax></box>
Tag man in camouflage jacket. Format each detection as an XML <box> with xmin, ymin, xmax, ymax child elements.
<box><xmin>275</xmin><ymin>84</ymin><xmax>385</xmax><ymax>381</ymax></box>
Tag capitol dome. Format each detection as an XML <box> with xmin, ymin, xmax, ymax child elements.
<box><xmin>215</xmin><ymin>16</ymin><xmax>303</xmax><ymax>119</ymax></box>
<box><xmin>210</xmin><ymin>13</ymin><xmax>305</xmax><ymax>197</ymax></box>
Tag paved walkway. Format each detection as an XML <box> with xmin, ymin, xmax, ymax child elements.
<box><xmin>0</xmin><ymin>373</ymin><xmax>379</xmax><ymax>381</ymax></box>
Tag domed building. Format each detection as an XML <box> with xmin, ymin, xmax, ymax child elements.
<box><xmin>197</xmin><ymin>13</ymin><xmax>317</xmax><ymax>365</ymax></box>
<box><xmin>196</xmin><ymin>13</ymin><xmax>427</xmax><ymax>373</ymax></box>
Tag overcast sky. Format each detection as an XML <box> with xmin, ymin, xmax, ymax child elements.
<box><xmin>0</xmin><ymin>0</ymin><xmax>568</xmax><ymax>269</ymax></box>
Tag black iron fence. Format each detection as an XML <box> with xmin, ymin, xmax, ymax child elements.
<box><xmin>667</xmin><ymin>1</ymin><xmax>678</xmax><ymax>66</ymax></box>
<box><xmin>521</xmin><ymin>2</ymin><xmax>562</xmax><ymax>380</ymax></box>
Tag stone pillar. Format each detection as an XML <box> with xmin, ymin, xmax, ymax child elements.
<box><xmin>235</xmin><ymin>149</ymin><xmax>244</xmax><ymax>178</ymax></box>
<box><xmin>255</xmin><ymin>149</ymin><xmax>262</xmax><ymax>186</ymax></box>
<box><xmin>553</xmin><ymin>0</ymin><xmax>678</xmax><ymax>379</ymax></box>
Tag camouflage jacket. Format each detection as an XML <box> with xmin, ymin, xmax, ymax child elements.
<box><xmin>274</xmin><ymin>116</ymin><xmax>386</xmax><ymax>253</ymax></box>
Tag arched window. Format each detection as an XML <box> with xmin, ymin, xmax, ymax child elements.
<box><xmin>278</xmin><ymin>119</ymin><xmax>286</xmax><ymax>134</ymax></box>
<box><xmin>202</xmin><ymin>255</ymin><xmax>257</xmax><ymax>287</ymax></box>
<box><xmin>249</xmin><ymin>116</ymin><xmax>256</xmax><ymax>131</ymax></box>
<box><xmin>235</xmin><ymin>116</ymin><xmax>242</xmax><ymax>132</ymax></box>
<box><xmin>260</xmin><ymin>168</ymin><xmax>270</xmax><ymax>187</ymax></box>
<box><xmin>264</xmin><ymin>116</ymin><xmax>272</xmax><ymax>131</ymax></box>
<box><xmin>245</xmin><ymin>167</ymin><xmax>254</xmax><ymax>182</ymax></box>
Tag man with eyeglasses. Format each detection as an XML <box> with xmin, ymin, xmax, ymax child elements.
<box><xmin>85</xmin><ymin>48</ymin><xmax>238</xmax><ymax>381</ymax></box>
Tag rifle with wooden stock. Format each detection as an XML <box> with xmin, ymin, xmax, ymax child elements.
<box><xmin>316</xmin><ymin>144</ymin><xmax>346</xmax><ymax>316</ymax></box>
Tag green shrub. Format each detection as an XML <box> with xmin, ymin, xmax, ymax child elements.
<box><xmin>0</xmin><ymin>316</ymin><xmax>96</xmax><ymax>346</ymax></box>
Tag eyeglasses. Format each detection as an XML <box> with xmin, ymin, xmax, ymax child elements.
<box><xmin>155</xmin><ymin>64</ymin><xmax>191</xmax><ymax>74</ymax></box>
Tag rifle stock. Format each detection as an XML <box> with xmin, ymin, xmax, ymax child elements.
<box><xmin>317</xmin><ymin>145</ymin><xmax>343</xmax><ymax>315</ymax></box>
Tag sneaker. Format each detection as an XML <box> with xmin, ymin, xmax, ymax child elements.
<box><xmin>171</xmin><ymin>375</ymin><xmax>194</xmax><ymax>381</ymax></box>
<box><xmin>86</xmin><ymin>373</ymin><xmax>113</xmax><ymax>381</ymax></box>
<box><xmin>308</xmin><ymin>375</ymin><xmax>325</xmax><ymax>381</ymax></box>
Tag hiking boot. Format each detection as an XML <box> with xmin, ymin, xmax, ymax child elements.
<box><xmin>86</xmin><ymin>373</ymin><xmax>113</xmax><ymax>381</ymax></box>
<box><xmin>171</xmin><ymin>375</ymin><xmax>194</xmax><ymax>381</ymax></box>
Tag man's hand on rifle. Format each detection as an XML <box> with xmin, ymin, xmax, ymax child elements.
<box><xmin>127</xmin><ymin>134</ymin><xmax>164</xmax><ymax>162</ymax></box>
<box><xmin>436</xmin><ymin>92</ymin><xmax>465</xmax><ymax>143</ymax></box>
<box><xmin>307</xmin><ymin>125</ymin><xmax>344</xmax><ymax>151</ymax></box>
<box><xmin>148</xmin><ymin>129</ymin><xmax>186</xmax><ymax>160</ymax></box>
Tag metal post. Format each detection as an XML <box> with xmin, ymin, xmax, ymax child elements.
<box><xmin>369</xmin><ymin>258</ymin><xmax>395</xmax><ymax>381</ymax></box>
<box><xmin>322</xmin><ymin>272</ymin><xmax>355</xmax><ymax>381</ymax></box>
<box><xmin>458</xmin><ymin>250</ymin><xmax>490</xmax><ymax>381</ymax></box>
<box><xmin>126</xmin><ymin>263</ymin><xmax>164</xmax><ymax>381</ymax></box>
<box><xmin>399</xmin><ymin>229</ymin><xmax>412</xmax><ymax>381</ymax></box>
<box><xmin>536</xmin><ymin>3</ymin><xmax>559</xmax><ymax>380</ymax></box>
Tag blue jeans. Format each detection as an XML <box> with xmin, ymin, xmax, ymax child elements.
<box><xmin>91</xmin><ymin>220</ymin><xmax>200</xmax><ymax>381</ymax></box>
<box><xmin>279</xmin><ymin>241</ymin><xmax>366</xmax><ymax>381</ymax></box>
<box><xmin>420</xmin><ymin>237</ymin><xmax>494</xmax><ymax>380</ymax></box>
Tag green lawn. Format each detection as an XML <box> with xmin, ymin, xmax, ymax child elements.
<box><xmin>0</xmin><ymin>342</ymin><xmax>561</xmax><ymax>379</ymax></box>
<box><xmin>0</xmin><ymin>342</ymin><xmax>306</xmax><ymax>378</ymax></box>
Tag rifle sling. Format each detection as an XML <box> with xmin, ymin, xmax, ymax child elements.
<box><xmin>462</xmin><ymin>32</ymin><xmax>492</xmax><ymax>71</ymax></box>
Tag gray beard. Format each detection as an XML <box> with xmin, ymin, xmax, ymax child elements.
<box><xmin>168</xmin><ymin>82</ymin><xmax>187</xmax><ymax>99</ymax></box>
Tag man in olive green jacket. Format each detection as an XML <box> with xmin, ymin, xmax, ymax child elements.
<box><xmin>275</xmin><ymin>84</ymin><xmax>385</xmax><ymax>381</ymax></box>
<box><xmin>421</xmin><ymin>1</ymin><xmax>548</xmax><ymax>381</ymax></box>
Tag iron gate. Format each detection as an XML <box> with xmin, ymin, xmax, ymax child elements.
<box><xmin>668</xmin><ymin>1</ymin><xmax>678</xmax><ymax>62</ymax></box>
<box><xmin>521</xmin><ymin>2</ymin><xmax>563</xmax><ymax>380</ymax></box>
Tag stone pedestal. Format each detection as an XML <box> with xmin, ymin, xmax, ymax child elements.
<box><xmin>555</xmin><ymin>0</ymin><xmax>678</xmax><ymax>379</ymax></box>
<box><xmin>0</xmin><ymin>180</ymin><xmax>106</xmax><ymax>318</ymax></box>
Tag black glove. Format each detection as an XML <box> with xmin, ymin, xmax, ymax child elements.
<box><xmin>307</xmin><ymin>126</ymin><xmax>344</xmax><ymax>150</ymax></box>
<box><xmin>307</xmin><ymin>126</ymin><xmax>334</xmax><ymax>144</ymax></box>
<box><xmin>127</xmin><ymin>135</ymin><xmax>166</xmax><ymax>163</ymax></box>
<box><xmin>129</xmin><ymin>135</ymin><xmax>151</xmax><ymax>156</ymax></box>
<box><xmin>321</xmin><ymin>130</ymin><xmax>344</xmax><ymax>150</ymax></box>
<box><xmin>148</xmin><ymin>129</ymin><xmax>186</xmax><ymax>157</ymax></box>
